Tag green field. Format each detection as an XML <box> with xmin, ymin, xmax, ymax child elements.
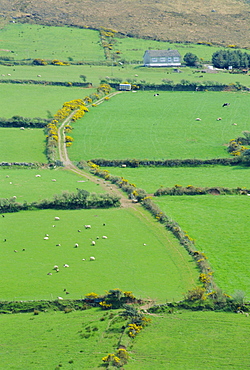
<box><xmin>0</xmin><ymin>23</ymin><xmax>104</xmax><ymax>61</ymax></box>
<box><xmin>0</xmin><ymin>308</ymin><xmax>123</xmax><ymax>369</ymax></box>
<box><xmin>68</xmin><ymin>91</ymin><xmax>249</xmax><ymax>161</ymax></box>
<box><xmin>102</xmin><ymin>165</ymin><xmax>250</xmax><ymax>193</ymax></box>
<box><xmin>0</xmin><ymin>207</ymin><xmax>198</xmax><ymax>301</ymax></box>
<box><xmin>126</xmin><ymin>310</ymin><xmax>250</xmax><ymax>370</ymax></box>
<box><xmin>0</xmin><ymin>309</ymin><xmax>249</xmax><ymax>369</ymax></box>
<box><xmin>154</xmin><ymin>195</ymin><xmax>250</xmax><ymax>299</ymax></box>
<box><xmin>0</xmin><ymin>127</ymin><xmax>47</xmax><ymax>162</ymax></box>
<box><xmin>0</xmin><ymin>167</ymin><xmax>103</xmax><ymax>202</ymax></box>
<box><xmin>0</xmin><ymin>84</ymin><xmax>96</xmax><ymax>118</ymax></box>
<box><xmin>1</xmin><ymin>63</ymin><xmax>250</xmax><ymax>88</ymax></box>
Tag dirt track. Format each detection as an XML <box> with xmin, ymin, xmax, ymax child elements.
<box><xmin>57</xmin><ymin>92</ymin><xmax>134</xmax><ymax>208</ymax></box>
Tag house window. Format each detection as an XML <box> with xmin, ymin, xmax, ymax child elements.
<box><xmin>167</xmin><ymin>57</ymin><xmax>172</xmax><ymax>62</ymax></box>
<box><xmin>174</xmin><ymin>57</ymin><xmax>179</xmax><ymax>62</ymax></box>
<box><xmin>160</xmin><ymin>57</ymin><xmax>166</xmax><ymax>62</ymax></box>
<box><xmin>151</xmin><ymin>58</ymin><xmax>158</xmax><ymax>62</ymax></box>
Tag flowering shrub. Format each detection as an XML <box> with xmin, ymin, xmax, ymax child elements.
<box><xmin>99</xmin><ymin>301</ymin><xmax>112</xmax><ymax>309</ymax></box>
<box><xmin>128</xmin><ymin>323</ymin><xmax>142</xmax><ymax>337</ymax></box>
<box><xmin>102</xmin><ymin>348</ymin><xmax>129</xmax><ymax>367</ymax></box>
<box><xmin>45</xmin><ymin>99</ymin><xmax>88</xmax><ymax>162</ymax></box>
<box><xmin>227</xmin><ymin>132</ymin><xmax>250</xmax><ymax>157</ymax></box>
<box><xmin>51</xmin><ymin>59</ymin><xmax>70</xmax><ymax>66</ymax></box>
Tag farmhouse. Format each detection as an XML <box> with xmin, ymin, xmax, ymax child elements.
<box><xmin>143</xmin><ymin>49</ymin><xmax>181</xmax><ymax>67</ymax></box>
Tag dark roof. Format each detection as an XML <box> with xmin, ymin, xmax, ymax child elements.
<box><xmin>144</xmin><ymin>49</ymin><xmax>181</xmax><ymax>57</ymax></box>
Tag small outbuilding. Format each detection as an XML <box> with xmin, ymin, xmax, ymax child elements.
<box><xmin>119</xmin><ymin>83</ymin><xmax>132</xmax><ymax>91</ymax></box>
<box><xmin>143</xmin><ymin>49</ymin><xmax>181</xmax><ymax>67</ymax></box>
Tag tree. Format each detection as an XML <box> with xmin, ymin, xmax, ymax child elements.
<box><xmin>183</xmin><ymin>52</ymin><xmax>199</xmax><ymax>66</ymax></box>
<box><xmin>212</xmin><ymin>49</ymin><xmax>250</xmax><ymax>69</ymax></box>
<box><xmin>79</xmin><ymin>75</ymin><xmax>86</xmax><ymax>82</ymax></box>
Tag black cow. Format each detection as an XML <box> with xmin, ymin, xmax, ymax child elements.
<box><xmin>222</xmin><ymin>103</ymin><xmax>230</xmax><ymax>107</ymax></box>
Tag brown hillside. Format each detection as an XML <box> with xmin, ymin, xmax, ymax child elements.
<box><xmin>1</xmin><ymin>0</ymin><xmax>250</xmax><ymax>47</ymax></box>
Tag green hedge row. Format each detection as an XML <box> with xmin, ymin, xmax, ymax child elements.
<box><xmin>0</xmin><ymin>79</ymin><xmax>92</xmax><ymax>87</ymax></box>
<box><xmin>0</xmin><ymin>189</ymin><xmax>120</xmax><ymax>213</ymax></box>
<box><xmin>0</xmin><ymin>115</ymin><xmax>50</xmax><ymax>128</ymax></box>
<box><xmin>90</xmin><ymin>157</ymin><xmax>242</xmax><ymax>167</ymax></box>
<box><xmin>154</xmin><ymin>185</ymin><xmax>250</xmax><ymax>196</ymax></box>
<box><xmin>108</xmin><ymin>81</ymin><xmax>249</xmax><ymax>92</ymax></box>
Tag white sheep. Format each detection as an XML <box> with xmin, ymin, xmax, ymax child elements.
<box><xmin>7</xmin><ymin>74</ymin><xmax>11</xmax><ymax>76</ymax></box>
<box><xmin>57</xmin><ymin>296</ymin><xmax>63</xmax><ymax>300</ymax></box>
<box><xmin>13</xmin><ymin>196</ymin><xmax>17</xmax><ymax>199</ymax></box>
<box><xmin>54</xmin><ymin>217</ymin><xmax>60</xmax><ymax>220</ymax></box>
<box><xmin>216</xmin><ymin>117</ymin><xmax>222</xmax><ymax>121</ymax></box>
<box><xmin>35</xmin><ymin>174</ymin><xmax>41</xmax><ymax>177</ymax></box>
<box><xmin>63</xmin><ymin>264</ymin><xmax>69</xmax><ymax>268</ymax></box>
<box><xmin>9</xmin><ymin>182</ymin><xmax>12</xmax><ymax>184</ymax></box>
<box><xmin>53</xmin><ymin>265</ymin><xmax>59</xmax><ymax>269</ymax></box>
<box><xmin>51</xmin><ymin>179</ymin><xmax>56</xmax><ymax>182</ymax></box>
<box><xmin>56</xmin><ymin>243</ymin><xmax>61</xmax><ymax>246</ymax></box>
<box><xmin>121</xmin><ymin>164</ymin><xmax>127</xmax><ymax>168</ymax></box>
<box><xmin>195</xmin><ymin>118</ymin><xmax>201</xmax><ymax>121</ymax></box>
<box><xmin>91</xmin><ymin>241</ymin><xmax>96</xmax><ymax>246</ymax></box>
<box><xmin>102</xmin><ymin>236</ymin><xmax>108</xmax><ymax>239</ymax></box>
<box><xmin>90</xmin><ymin>256</ymin><xmax>95</xmax><ymax>261</ymax></box>
<box><xmin>6</xmin><ymin>175</ymin><xmax>9</xmax><ymax>178</ymax></box>
<box><xmin>82</xmin><ymin>258</ymin><xmax>86</xmax><ymax>261</ymax></box>
<box><xmin>75</xmin><ymin>243</ymin><xmax>79</xmax><ymax>248</ymax></box>
<box><xmin>232</xmin><ymin>123</ymin><xmax>237</xmax><ymax>126</ymax></box>
<box><xmin>37</xmin><ymin>74</ymin><xmax>41</xmax><ymax>77</ymax></box>
<box><xmin>85</xmin><ymin>225</ymin><xmax>91</xmax><ymax>229</ymax></box>
<box><xmin>20</xmin><ymin>127</ymin><xmax>25</xmax><ymax>130</ymax></box>
<box><xmin>45</xmin><ymin>234</ymin><xmax>49</xmax><ymax>237</ymax></box>
<box><xmin>143</xmin><ymin>243</ymin><xmax>147</xmax><ymax>246</ymax></box>
<box><xmin>44</xmin><ymin>237</ymin><xmax>49</xmax><ymax>240</ymax></box>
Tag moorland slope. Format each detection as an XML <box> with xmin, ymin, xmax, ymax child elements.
<box><xmin>1</xmin><ymin>0</ymin><xmax>250</xmax><ymax>48</ymax></box>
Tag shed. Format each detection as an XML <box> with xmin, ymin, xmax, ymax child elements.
<box><xmin>143</xmin><ymin>49</ymin><xmax>181</xmax><ymax>67</ymax></box>
<box><xmin>119</xmin><ymin>83</ymin><xmax>131</xmax><ymax>91</ymax></box>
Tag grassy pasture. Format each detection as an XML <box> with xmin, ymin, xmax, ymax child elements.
<box><xmin>126</xmin><ymin>310</ymin><xmax>250</xmax><ymax>369</ymax></box>
<box><xmin>68</xmin><ymin>91</ymin><xmax>250</xmax><ymax>161</ymax></box>
<box><xmin>0</xmin><ymin>208</ymin><xmax>198</xmax><ymax>302</ymax></box>
<box><xmin>0</xmin><ymin>167</ymin><xmax>103</xmax><ymax>203</ymax></box>
<box><xmin>1</xmin><ymin>22</ymin><xmax>249</xmax><ymax>65</ymax></box>
<box><xmin>101</xmin><ymin>165</ymin><xmax>250</xmax><ymax>193</ymax></box>
<box><xmin>0</xmin><ymin>308</ymin><xmax>123</xmax><ymax>369</ymax></box>
<box><xmin>1</xmin><ymin>64</ymin><xmax>250</xmax><ymax>88</ymax></box>
<box><xmin>0</xmin><ymin>127</ymin><xmax>47</xmax><ymax>163</ymax></box>
<box><xmin>154</xmin><ymin>195</ymin><xmax>250</xmax><ymax>299</ymax></box>
<box><xmin>0</xmin><ymin>84</ymin><xmax>96</xmax><ymax>118</ymax></box>
<box><xmin>0</xmin><ymin>23</ymin><xmax>104</xmax><ymax>61</ymax></box>
<box><xmin>0</xmin><ymin>310</ymin><xmax>249</xmax><ymax>369</ymax></box>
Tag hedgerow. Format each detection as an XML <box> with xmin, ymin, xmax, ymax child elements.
<box><xmin>0</xmin><ymin>189</ymin><xmax>120</xmax><ymax>213</ymax></box>
<box><xmin>0</xmin><ymin>116</ymin><xmax>50</xmax><ymax>128</ymax></box>
<box><xmin>154</xmin><ymin>185</ymin><xmax>250</xmax><ymax>196</ymax></box>
<box><xmin>89</xmin><ymin>157</ymin><xmax>242</xmax><ymax>167</ymax></box>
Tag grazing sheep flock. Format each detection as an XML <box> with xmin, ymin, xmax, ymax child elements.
<box><xmin>3</xmin><ymin>209</ymin><xmax>150</xmax><ymax>299</ymax></box>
